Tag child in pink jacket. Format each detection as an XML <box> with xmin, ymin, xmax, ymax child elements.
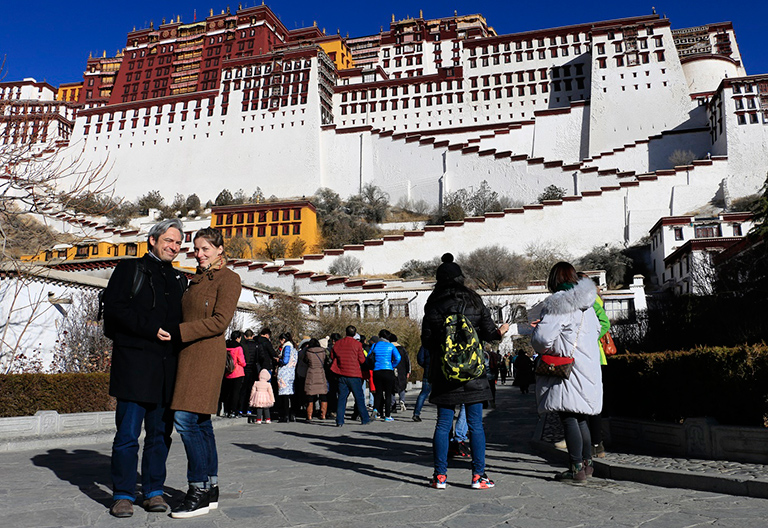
<box><xmin>248</xmin><ymin>369</ymin><xmax>275</xmax><ymax>424</ymax></box>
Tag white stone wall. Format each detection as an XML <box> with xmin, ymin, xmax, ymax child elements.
<box><xmin>284</xmin><ymin>158</ymin><xmax>728</xmax><ymax>276</ymax></box>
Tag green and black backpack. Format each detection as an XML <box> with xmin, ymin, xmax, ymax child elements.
<box><xmin>441</xmin><ymin>302</ymin><xmax>485</xmax><ymax>382</ymax></box>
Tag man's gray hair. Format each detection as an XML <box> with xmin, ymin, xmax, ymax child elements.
<box><xmin>147</xmin><ymin>218</ymin><xmax>184</xmax><ymax>247</ymax></box>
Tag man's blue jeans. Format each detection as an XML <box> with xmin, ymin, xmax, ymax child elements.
<box><xmin>174</xmin><ymin>411</ymin><xmax>218</xmax><ymax>487</ymax></box>
<box><xmin>111</xmin><ymin>399</ymin><xmax>172</xmax><ymax>501</ymax></box>
<box><xmin>433</xmin><ymin>402</ymin><xmax>486</xmax><ymax>476</ymax></box>
<box><xmin>337</xmin><ymin>376</ymin><xmax>370</xmax><ymax>425</ymax></box>
<box><xmin>413</xmin><ymin>379</ymin><xmax>432</xmax><ymax>417</ymax></box>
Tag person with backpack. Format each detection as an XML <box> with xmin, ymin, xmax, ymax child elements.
<box><xmin>102</xmin><ymin>218</ymin><xmax>187</xmax><ymax>518</ymax></box>
<box><xmin>222</xmin><ymin>331</ymin><xmax>246</xmax><ymax>418</ymax></box>
<box><xmin>421</xmin><ymin>253</ymin><xmax>509</xmax><ymax>490</ymax></box>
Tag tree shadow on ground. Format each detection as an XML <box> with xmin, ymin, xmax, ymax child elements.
<box><xmin>234</xmin><ymin>429</ymin><xmax>434</xmax><ymax>486</ymax></box>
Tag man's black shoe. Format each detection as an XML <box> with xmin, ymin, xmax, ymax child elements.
<box><xmin>171</xmin><ymin>486</ymin><xmax>210</xmax><ymax>519</ymax></box>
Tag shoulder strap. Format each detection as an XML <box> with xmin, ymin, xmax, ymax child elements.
<box><xmin>568</xmin><ymin>311</ymin><xmax>586</xmax><ymax>358</ymax></box>
<box><xmin>129</xmin><ymin>261</ymin><xmax>147</xmax><ymax>299</ymax></box>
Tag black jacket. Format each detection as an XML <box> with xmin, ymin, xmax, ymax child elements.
<box><xmin>254</xmin><ymin>335</ymin><xmax>277</xmax><ymax>373</ymax></box>
<box><xmin>241</xmin><ymin>338</ymin><xmax>259</xmax><ymax>373</ymax></box>
<box><xmin>421</xmin><ymin>286</ymin><xmax>501</xmax><ymax>406</ymax></box>
<box><xmin>104</xmin><ymin>254</ymin><xmax>187</xmax><ymax>404</ymax></box>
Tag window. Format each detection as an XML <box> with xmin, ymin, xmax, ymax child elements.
<box><xmin>389</xmin><ymin>301</ymin><xmax>410</xmax><ymax>317</ymax></box>
<box><xmin>674</xmin><ymin>227</ymin><xmax>684</xmax><ymax>241</ymax></box>
<box><xmin>695</xmin><ymin>225</ymin><xmax>721</xmax><ymax>238</ymax></box>
<box><xmin>282</xmin><ymin>224</ymin><xmax>290</xmax><ymax>236</ymax></box>
<box><xmin>257</xmin><ymin>226</ymin><xmax>266</xmax><ymax>237</ymax></box>
<box><xmin>604</xmin><ymin>298</ymin><xmax>635</xmax><ymax>321</ymax></box>
<box><xmin>732</xmin><ymin>223</ymin><xmax>742</xmax><ymax>236</ymax></box>
<box><xmin>270</xmin><ymin>225</ymin><xmax>278</xmax><ymax>236</ymax></box>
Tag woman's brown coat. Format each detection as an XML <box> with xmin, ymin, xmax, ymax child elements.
<box><xmin>171</xmin><ymin>266</ymin><xmax>241</xmax><ymax>414</ymax></box>
<box><xmin>304</xmin><ymin>346</ymin><xmax>328</xmax><ymax>396</ymax></box>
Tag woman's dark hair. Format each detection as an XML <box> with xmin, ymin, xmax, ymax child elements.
<box><xmin>547</xmin><ymin>261</ymin><xmax>579</xmax><ymax>293</ymax></box>
<box><xmin>279</xmin><ymin>332</ymin><xmax>292</xmax><ymax>342</ymax></box>
<box><xmin>307</xmin><ymin>338</ymin><xmax>321</xmax><ymax>348</ymax></box>
<box><xmin>378</xmin><ymin>329</ymin><xmax>391</xmax><ymax>340</ymax></box>
<box><xmin>194</xmin><ymin>227</ymin><xmax>224</xmax><ymax>249</ymax></box>
<box><xmin>330</xmin><ymin>332</ymin><xmax>342</xmax><ymax>342</ymax></box>
<box><xmin>389</xmin><ymin>334</ymin><xmax>398</xmax><ymax>343</ymax></box>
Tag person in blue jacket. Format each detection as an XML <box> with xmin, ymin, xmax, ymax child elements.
<box><xmin>369</xmin><ymin>329</ymin><xmax>401</xmax><ymax>422</ymax></box>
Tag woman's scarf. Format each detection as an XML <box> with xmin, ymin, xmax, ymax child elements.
<box><xmin>194</xmin><ymin>254</ymin><xmax>226</xmax><ymax>282</ymax></box>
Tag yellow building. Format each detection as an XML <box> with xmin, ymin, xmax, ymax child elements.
<box><xmin>318</xmin><ymin>36</ymin><xmax>355</xmax><ymax>70</ymax></box>
<box><xmin>22</xmin><ymin>236</ymin><xmax>148</xmax><ymax>263</ymax></box>
<box><xmin>211</xmin><ymin>200</ymin><xmax>319</xmax><ymax>258</ymax></box>
<box><xmin>56</xmin><ymin>82</ymin><xmax>82</xmax><ymax>103</ymax></box>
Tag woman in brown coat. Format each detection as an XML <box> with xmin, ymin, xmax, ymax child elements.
<box><xmin>167</xmin><ymin>228</ymin><xmax>241</xmax><ymax>519</ymax></box>
<box><xmin>303</xmin><ymin>338</ymin><xmax>329</xmax><ymax>421</ymax></box>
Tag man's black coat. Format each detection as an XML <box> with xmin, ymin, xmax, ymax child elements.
<box><xmin>103</xmin><ymin>253</ymin><xmax>187</xmax><ymax>404</ymax></box>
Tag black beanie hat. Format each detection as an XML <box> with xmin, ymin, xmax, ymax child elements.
<box><xmin>435</xmin><ymin>253</ymin><xmax>463</xmax><ymax>283</ymax></box>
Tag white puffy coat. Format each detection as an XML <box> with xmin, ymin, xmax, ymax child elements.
<box><xmin>532</xmin><ymin>278</ymin><xmax>603</xmax><ymax>416</ymax></box>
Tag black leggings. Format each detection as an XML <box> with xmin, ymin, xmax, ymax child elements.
<box><xmin>373</xmin><ymin>370</ymin><xmax>396</xmax><ymax>418</ymax></box>
<box><xmin>559</xmin><ymin>411</ymin><xmax>592</xmax><ymax>465</ymax></box>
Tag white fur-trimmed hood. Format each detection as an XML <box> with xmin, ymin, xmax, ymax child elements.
<box><xmin>542</xmin><ymin>278</ymin><xmax>597</xmax><ymax>315</ymax></box>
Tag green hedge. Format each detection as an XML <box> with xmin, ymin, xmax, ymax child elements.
<box><xmin>0</xmin><ymin>373</ymin><xmax>113</xmax><ymax>417</ymax></box>
<box><xmin>603</xmin><ymin>344</ymin><xmax>768</xmax><ymax>427</ymax></box>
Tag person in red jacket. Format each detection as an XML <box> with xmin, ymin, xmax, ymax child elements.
<box><xmin>330</xmin><ymin>326</ymin><xmax>371</xmax><ymax>426</ymax></box>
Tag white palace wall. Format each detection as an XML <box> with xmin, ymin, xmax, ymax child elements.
<box><xmin>275</xmin><ymin>157</ymin><xmax>728</xmax><ymax>276</ymax></box>
<box><xmin>65</xmin><ymin>57</ymin><xmax>328</xmax><ymax>201</ymax></box>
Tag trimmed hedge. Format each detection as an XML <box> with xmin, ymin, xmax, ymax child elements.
<box><xmin>603</xmin><ymin>344</ymin><xmax>768</xmax><ymax>427</ymax></box>
<box><xmin>0</xmin><ymin>373</ymin><xmax>113</xmax><ymax>417</ymax></box>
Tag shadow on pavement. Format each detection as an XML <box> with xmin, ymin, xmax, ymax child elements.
<box><xmin>31</xmin><ymin>448</ymin><xmax>113</xmax><ymax>507</ymax></box>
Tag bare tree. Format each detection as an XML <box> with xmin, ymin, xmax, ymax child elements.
<box><xmin>458</xmin><ymin>245</ymin><xmax>528</xmax><ymax>290</ymax></box>
<box><xmin>251</xmin><ymin>291</ymin><xmax>307</xmax><ymax>342</ymax></box>
<box><xmin>287</xmin><ymin>238</ymin><xmax>307</xmax><ymax>258</ymax></box>
<box><xmin>328</xmin><ymin>255</ymin><xmax>362</xmax><ymax>276</ymax></box>
<box><xmin>49</xmin><ymin>291</ymin><xmax>111</xmax><ymax>373</ymax></box>
<box><xmin>669</xmin><ymin>149</ymin><xmax>696</xmax><ymax>166</ymax></box>
<box><xmin>226</xmin><ymin>236</ymin><xmax>254</xmax><ymax>259</ymax></box>
<box><xmin>256</xmin><ymin>237</ymin><xmax>288</xmax><ymax>260</ymax></box>
<box><xmin>0</xmin><ymin>129</ymin><xmax>113</xmax><ymax>372</ymax></box>
<box><xmin>524</xmin><ymin>242</ymin><xmax>572</xmax><ymax>283</ymax></box>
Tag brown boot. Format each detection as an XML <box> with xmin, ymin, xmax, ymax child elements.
<box><xmin>320</xmin><ymin>402</ymin><xmax>327</xmax><ymax>420</ymax></box>
<box><xmin>306</xmin><ymin>402</ymin><xmax>314</xmax><ymax>422</ymax></box>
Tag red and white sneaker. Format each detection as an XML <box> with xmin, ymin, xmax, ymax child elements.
<box><xmin>430</xmin><ymin>474</ymin><xmax>447</xmax><ymax>489</ymax></box>
<box><xmin>255</xmin><ymin>419</ymin><xmax>262</xmax><ymax>424</ymax></box>
<box><xmin>471</xmin><ymin>473</ymin><xmax>495</xmax><ymax>489</ymax></box>
<box><xmin>264</xmin><ymin>419</ymin><xmax>271</xmax><ymax>424</ymax></box>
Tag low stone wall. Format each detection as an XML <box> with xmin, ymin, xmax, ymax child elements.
<box><xmin>606</xmin><ymin>417</ymin><xmax>768</xmax><ymax>464</ymax></box>
<box><xmin>0</xmin><ymin>410</ymin><xmax>115</xmax><ymax>440</ymax></box>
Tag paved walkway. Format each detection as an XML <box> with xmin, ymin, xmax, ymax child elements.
<box><xmin>1</xmin><ymin>384</ymin><xmax>767</xmax><ymax>528</ymax></box>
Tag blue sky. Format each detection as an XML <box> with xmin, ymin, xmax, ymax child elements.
<box><xmin>1</xmin><ymin>1</ymin><xmax>766</xmax><ymax>87</ymax></box>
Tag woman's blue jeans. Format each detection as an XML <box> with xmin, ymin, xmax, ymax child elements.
<box><xmin>174</xmin><ymin>411</ymin><xmax>218</xmax><ymax>487</ymax></box>
<box><xmin>433</xmin><ymin>402</ymin><xmax>486</xmax><ymax>476</ymax></box>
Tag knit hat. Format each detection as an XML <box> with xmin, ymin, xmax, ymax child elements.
<box><xmin>435</xmin><ymin>253</ymin><xmax>463</xmax><ymax>284</ymax></box>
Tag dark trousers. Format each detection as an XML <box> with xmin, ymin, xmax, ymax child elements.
<box><xmin>237</xmin><ymin>369</ymin><xmax>255</xmax><ymax>413</ymax></box>
<box><xmin>222</xmin><ymin>377</ymin><xmax>244</xmax><ymax>415</ymax></box>
<box><xmin>373</xmin><ymin>370</ymin><xmax>396</xmax><ymax>418</ymax></box>
<box><xmin>111</xmin><ymin>399</ymin><xmax>173</xmax><ymax>501</ymax></box>
<box><xmin>559</xmin><ymin>411</ymin><xmax>592</xmax><ymax>465</ymax></box>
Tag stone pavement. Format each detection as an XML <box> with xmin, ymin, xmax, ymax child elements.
<box><xmin>1</xmin><ymin>384</ymin><xmax>768</xmax><ymax>528</ymax></box>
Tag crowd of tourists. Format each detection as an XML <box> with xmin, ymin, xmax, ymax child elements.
<box><xmin>103</xmin><ymin>219</ymin><xmax>609</xmax><ymax>519</ymax></box>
